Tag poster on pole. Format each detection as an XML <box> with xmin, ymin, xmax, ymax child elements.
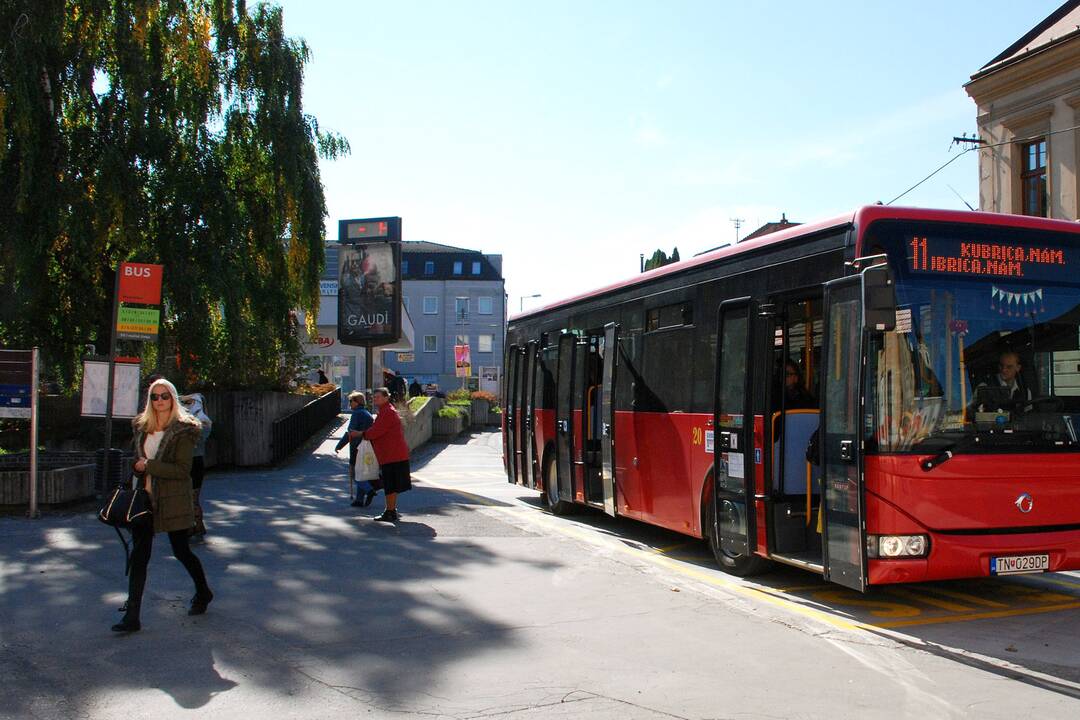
<box><xmin>337</xmin><ymin>242</ymin><xmax>401</xmax><ymax>346</ymax></box>
<box><xmin>81</xmin><ymin>360</ymin><xmax>141</xmax><ymax>418</ymax></box>
<box><xmin>479</xmin><ymin>366</ymin><xmax>500</xmax><ymax>395</ymax></box>
<box><xmin>0</xmin><ymin>349</ymin><xmax>33</xmax><ymax>419</ymax></box>
<box><xmin>454</xmin><ymin>344</ymin><xmax>472</xmax><ymax>378</ymax></box>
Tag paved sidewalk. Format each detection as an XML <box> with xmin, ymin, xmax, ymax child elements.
<box><xmin>2</xmin><ymin>423</ymin><xmax>1078</xmax><ymax>719</ymax></box>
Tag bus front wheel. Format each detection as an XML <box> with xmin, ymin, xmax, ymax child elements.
<box><xmin>705</xmin><ymin>495</ymin><xmax>770</xmax><ymax>577</ymax></box>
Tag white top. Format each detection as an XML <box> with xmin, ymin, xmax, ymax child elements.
<box><xmin>143</xmin><ymin>430</ymin><xmax>165</xmax><ymax>461</ymax></box>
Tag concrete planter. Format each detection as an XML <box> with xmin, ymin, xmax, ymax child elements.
<box><xmin>0</xmin><ymin>464</ymin><xmax>95</xmax><ymax>505</ymax></box>
<box><xmin>403</xmin><ymin>397</ymin><xmax>439</xmax><ymax>451</ymax></box>
<box><xmin>432</xmin><ymin>413</ymin><xmax>466</xmax><ymax>438</ymax></box>
<box><xmin>470</xmin><ymin>399</ymin><xmax>490</xmax><ymax>427</ymax></box>
<box><xmin>488</xmin><ymin>410</ymin><xmax>503</xmax><ymax>426</ymax></box>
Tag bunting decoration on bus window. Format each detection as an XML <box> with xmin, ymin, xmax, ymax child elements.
<box><xmin>990</xmin><ymin>286</ymin><xmax>1044</xmax><ymax>316</ymax></box>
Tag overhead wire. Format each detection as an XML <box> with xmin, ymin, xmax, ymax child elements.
<box><xmin>887</xmin><ymin>121</ymin><xmax>1080</xmax><ymax>206</ymax></box>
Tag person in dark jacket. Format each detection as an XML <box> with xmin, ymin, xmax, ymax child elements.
<box><xmin>335</xmin><ymin>391</ymin><xmax>377</xmax><ymax>506</ymax></box>
<box><xmin>179</xmin><ymin>393</ymin><xmax>212</xmax><ymax>540</ymax></box>
<box><xmin>113</xmin><ymin>379</ymin><xmax>213</xmax><ymax>633</ymax></box>
<box><xmin>780</xmin><ymin>360</ymin><xmax>817</xmax><ymax>410</ymax></box>
<box><xmin>384</xmin><ymin>369</ymin><xmax>407</xmax><ymax>403</ymax></box>
<box><xmin>364</xmin><ymin>387</ymin><xmax>412</xmax><ymax>523</ymax></box>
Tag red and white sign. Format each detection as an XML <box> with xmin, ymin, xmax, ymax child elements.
<box><xmin>118</xmin><ymin>263</ymin><xmax>163</xmax><ymax>305</ymax></box>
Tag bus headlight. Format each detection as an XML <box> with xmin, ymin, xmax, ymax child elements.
<box><xmin>868</xmin><ymin>534</ymin><xmax>929</xmax><ymax>558</ymax></box>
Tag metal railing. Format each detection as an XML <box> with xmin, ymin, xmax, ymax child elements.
<box><xmin>270</xmin><ymin>388</ymin><xmax>341</xmax><ymax>464</ymax></box>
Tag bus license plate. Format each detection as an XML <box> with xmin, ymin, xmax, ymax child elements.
<box><xmin>991</xmin><ymin>554</ymin><xmax>1049</xmax><ymax>575</ymax></box>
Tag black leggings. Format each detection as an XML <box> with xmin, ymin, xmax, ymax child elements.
<box><xmin>126</xmin><ymin>525</ymin><xmax>210</xmax><ymax>612</ymax></box>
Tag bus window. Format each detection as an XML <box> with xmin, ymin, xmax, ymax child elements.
<box><xmin>866</xmin><ymin>222</ymin><xmax>1080</xmax><ymax>453</ymax></box>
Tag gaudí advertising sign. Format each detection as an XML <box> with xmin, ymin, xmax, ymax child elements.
<box><xmin>337</xmin><ymin>217</ymin><xmax>402</xmax><ymax>346</ymax></box>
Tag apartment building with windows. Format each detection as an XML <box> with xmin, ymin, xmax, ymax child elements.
<box><xmin>391</xmin><ymin>241</ymin><xmax>505</xmax><ymax>392</ymax></box>
<box><xmin>965</xmin><ymin>0</ymin><xmax>1080</xmax><ymax>219</ymax></box>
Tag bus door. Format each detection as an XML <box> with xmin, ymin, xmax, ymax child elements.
<box><xmin>504</xmin><ymin>344</ymin><xmax>519</xmax><ymax>484</ymax></box>
<box><xmin>522</xmin><ymin>342</ymin><xmax>538</xmax><ymax>489</ymax></box>
<box><xmin>555</xmin><ymin>333</ymin><xmax>577</xmax><ymax>504</ymax></box>
<box><xmin>713</xmin><ymin>299</ymin><xmax>755</xmax><ymax>561</ymax></box>
<box><xmin>599</xmin><ymin>322</ymin><xmax>618</xmax><ymax>516</ymax></box>
<box><xmin>514</xmin><ymin>345</ymin><xmax>529</xmax><ymax>485</ymax></box>
<box><xmin>820</xmin><ymin>277</ymin><xmax>867</xmax><ymax>592</ymax></box>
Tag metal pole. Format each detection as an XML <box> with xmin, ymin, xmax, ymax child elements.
<box><xmin>28</xmin><ymin>347</ymin><xmax>39</xmax><ymax>518</ymax></box>
<box><xmin>365</xmin><ymin>346</ymin><xmax>373</xmax><ymax>394</ymax></box>
<box><xmin>103</xmin><ymin>269</ymin><xmax>120</xmax><ymax>490</ymax></box>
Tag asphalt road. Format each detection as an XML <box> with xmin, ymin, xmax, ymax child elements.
<box><xmin>2</xmin><ymin>421</ymin><xmax>1079</xmax><ymax>719</ymax></box>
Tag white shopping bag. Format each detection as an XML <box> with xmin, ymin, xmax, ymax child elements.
<box><xmin>355</xmin><ymin>440</ymin><xmax>380</xmax><ymax>482</ymax></box>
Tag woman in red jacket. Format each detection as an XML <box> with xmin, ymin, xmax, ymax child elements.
<box><xmin>364</xmin><ymin>387</ymin><xmax>412</xmax><ymax>522</ymax></box>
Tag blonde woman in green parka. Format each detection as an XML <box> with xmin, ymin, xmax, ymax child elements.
<box><xmin>113</xmin><ymin>378</ymin><xmax>214</xmax><ymax>633</ymax></box>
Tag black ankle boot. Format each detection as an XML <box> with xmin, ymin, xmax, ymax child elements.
<box><xmin>112</xmin><ymin>605</ymin><xmax>141</xmax><ymax>633</ymax></box>
<box><xmin>188</xmin><ymin>589</ymin><xmax>214</xmax><ymax>616</ymax></box>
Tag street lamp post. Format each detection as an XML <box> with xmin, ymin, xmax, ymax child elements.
<box><xmin>519</xmin><ymin>294</ymin><xmax>541</xmax><ymax>312</ymax></box>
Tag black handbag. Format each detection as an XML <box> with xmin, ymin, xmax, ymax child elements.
<box><xmin>99</xmin><ymin>476</ymin><xmax>153</xmax><ymax>575</ymax></box>
<box><xmin>99</xmin><ymin>479</ymin><xmax>153</xmax><ymax>530</ymax></box>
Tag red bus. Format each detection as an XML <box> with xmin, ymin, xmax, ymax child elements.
<box><xmin>502</xmin><ymin>206</ymin><xmax>1080</xmax><ymax>591</ymax></box>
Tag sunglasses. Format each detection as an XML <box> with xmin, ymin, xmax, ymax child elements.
<box><xmin>150</xmin><ymin>392</ymin><xmax>172</xmax><ymax>401</ymax></box>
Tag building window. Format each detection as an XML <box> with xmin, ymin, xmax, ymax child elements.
<box><xmin>472</xmin><ymin>261</ymin><xmax>481</xmax><ymax>275</ymax></box>
<box><xmin>423</xmin><ymin>296</ymin><xmax>438</xmax><ymax>314</ymax></box>
<box><xmin>424</xmin><ymin>260</ymin><xmax>434</xmax><ymax>275</ymax></box>
<box><xmin>1021</xmin><ymin>139</ymin><xmax>1048</xmax><ymax>217</ymax></box>
<box><xmin>478</xmin><ymin>296</ymin><xmax>493</xmax><ymax>315</ymax></box>
<box><xmin>455</xmin><ymin>334</ymin><xmax>469</xmax><ymax>346</ymax></box>
<box><xmin>479</xmin><ymin>334</ymin><xmax>493</xmax><ymax>353</ymax></box>
<box><xmin>453</xmin><ymin>261</ymin><xmax>463</xmax><ymax>275</ymax></box>
<box><xmin>454</xmin><ymin>297</ymin><xmax>469</xmax><ymax>321</ymax></box>
<box><xmin>402</xmin><ymin>260</ymin><xmax>409</xmax><ymax>275</ymax></box>
<box><xmin>424</xmin><ymin>335</ymin><xmax>438</xmax><ymax>353</ymax></box>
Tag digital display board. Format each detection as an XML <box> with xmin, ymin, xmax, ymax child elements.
<box><xmin>343</xmin><ymin>220</ymin><xmax>389</xmax><ymax>240</ymax></box>
<box><xmin>907</xmin><ymin>235</ymin><xmax>1075</xmax><ymax>282</ymax></box>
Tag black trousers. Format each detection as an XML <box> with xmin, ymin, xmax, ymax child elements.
<box><xmin>126</xmin><ymin>525</ymin><xmax>210</xmax><ymax>614</ymax></box>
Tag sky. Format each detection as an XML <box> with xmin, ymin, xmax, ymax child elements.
<box><xmin>272</xmin><ymin>0</ymin><xmax>1063</xmax><ymax>316</ymax></box>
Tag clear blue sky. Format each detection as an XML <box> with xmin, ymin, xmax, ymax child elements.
<box><xmin>273</xmin><ymin>0</ymin><xmax>1061</xmax><ymax>315</ymax></box>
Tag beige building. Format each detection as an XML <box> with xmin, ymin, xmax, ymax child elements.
<box><xmin>965</xmin><ymin>1</ymin><xmax>1080</xmax><ymax>220</ymax></box>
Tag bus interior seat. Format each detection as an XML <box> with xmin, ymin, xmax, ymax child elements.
<box><xmin>772</xmin><ymin>410</ymin><xmax>821</xmax><ymax>496</ymax></box>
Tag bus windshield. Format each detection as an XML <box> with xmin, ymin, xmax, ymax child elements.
<box><xmin>864</xmin><ymin>220</ymin><xmax>1080</xmax><ymax>454</ymax></box>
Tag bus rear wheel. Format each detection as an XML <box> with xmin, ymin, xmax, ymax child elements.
<box><xmin>544</xmin><ymin>455</ymin><xmax>575</xmax><ymax>516</ymax></box>
<box><xmin>705</xmin><ymin>495</ymin><xmax>770</xmax><ymax>577</ymax></box>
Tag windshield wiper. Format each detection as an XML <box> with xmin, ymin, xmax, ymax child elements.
<box><xmin>920</xmin><ymin>442</ymin><xmax>956</xmax><ymax>472</ymax></box>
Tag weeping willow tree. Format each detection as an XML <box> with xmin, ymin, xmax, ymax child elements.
<box><xmin>0</xmin><ymin>0</ymin><xmax>348</xmax><ymax>390</ymax></box>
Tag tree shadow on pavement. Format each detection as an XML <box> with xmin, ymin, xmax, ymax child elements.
<box><xmin>0</xmin><ymin>427</ymin><xmax>556</xmax><ymax>716</ymax></box>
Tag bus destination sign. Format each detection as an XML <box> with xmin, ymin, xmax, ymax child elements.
<box><xmin>908</xmin><ymin>235</ymin><xmax>1074</xmax><ymax>281</ymax></box>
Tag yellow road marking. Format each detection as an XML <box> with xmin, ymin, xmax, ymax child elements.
<box><xmin>1013</xmin><ymin>575</ymin><xmax>1080</xmax><ymax>592</ymax></box>
<box><xmin>772</xmin><ymin>583</ymin><xmax>830</xmax><ymax>593</ymax></box>
<box><xmin>810</xmin><ymin>590</ymin><xmax>921</xmax><ymax>618</ymax></box>
<box><xmin>422</xmin><ymin>476</ymin><xmax>1080</xmax><ymax>631</ymax></box>
<box><xmin>915</xmin><ymin>587</ymin><xmax>1009</xmax><ymax>609</ymax></box>
<box><xmin>876</xmin><ymin>602</ymin><xmax>1080</xmax><ymax>628</ymax></box>
<box><xmin>655</xmin><ymin>542</ymin><xmax>693</xmax><ymax>555</ymax></box>
<box><xmin>889</xmin><ymin>587</ymin><xmax>975</xmax><ymax>613</ymax></box>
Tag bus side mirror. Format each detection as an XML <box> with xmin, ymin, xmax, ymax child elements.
<box><xmin>862</xmin><ymin>264</ymin><xmax>896</xmax><ymax>331</ymax></box>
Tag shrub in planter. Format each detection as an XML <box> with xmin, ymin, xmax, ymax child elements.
<box><xmin>471</xmin><ymin>390</ymin><xmax>498</xmax><ymax>404</ymax></box>
<box><xmin>447</xmin><ymin>388</ymin><xmax>472</xmax><ymax>403</ymax></box>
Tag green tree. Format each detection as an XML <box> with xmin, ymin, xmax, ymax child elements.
<box><xmin>0</xmin><ymin>1</ymin><xmax>348</xmax><ymax>391</ymax></box>
<box><xmin>643</xmin><ymin>247</ymin><xmax>680</xmax><ymax>271</ymax></box>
